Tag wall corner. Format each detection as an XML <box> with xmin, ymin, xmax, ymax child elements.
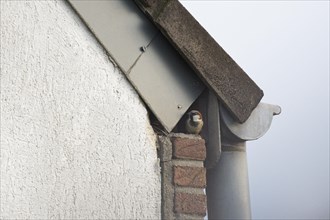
<box><xmin>158</xmin><ymin>133</ymin><xmax>207</xmax><ymax>220</ymax></box>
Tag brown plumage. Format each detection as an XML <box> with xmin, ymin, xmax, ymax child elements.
<box><xmin>185</xmin><ymin>110</ymin><xmax>203</xmax><ymax>134</ymax></box>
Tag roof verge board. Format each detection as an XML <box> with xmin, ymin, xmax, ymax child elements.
<box><xmin>135</xmin><ymin>0</ymin><xmax>264</xmax><ymax>123</ymax></box>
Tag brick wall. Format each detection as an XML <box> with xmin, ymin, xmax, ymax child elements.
<box><xmin>158</xmin><ymin>133</ymin><xmax>207</xmax><ymax>220</ymax></box>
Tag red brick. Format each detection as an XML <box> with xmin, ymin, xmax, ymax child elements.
<box><xmin>173</xmin><ymin>166</ymin><xmax>206</xmax><ymax>188</ymax></box>
<box><xmin>174</xmin><ymin>192</ymin><xmax>206</xmax><ymax>216</ymax></box>
<box><xmin>172</xmin><ymin>137</ymin><xmax>206</xmax><ymax>160</ymax></box>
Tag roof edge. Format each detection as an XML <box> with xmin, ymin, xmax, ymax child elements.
<box><xmin>134</xmin><ymin>0</ymin><xmax>264</xmax><ymax>123</ymax></box>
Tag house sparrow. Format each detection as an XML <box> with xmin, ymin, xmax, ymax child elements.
<box><xmin>185</xmin><ymin>110</ymin><xmax>204</xmax><ymax>134</ymax></box>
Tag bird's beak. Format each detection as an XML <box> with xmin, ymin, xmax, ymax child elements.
<box><xmin>192</xmin><ymin>115</ymin><xmax>200</xmax><ymax>122</ymax></box>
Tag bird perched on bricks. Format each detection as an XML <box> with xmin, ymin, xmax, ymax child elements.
<box><xmin>185</xmin><ymin>110</ymin><xmax>204</xmax><ymax>134</ymax></box>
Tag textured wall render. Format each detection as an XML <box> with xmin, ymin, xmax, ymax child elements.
<box><xmin>0</xmin><ymin>1</ymin><xmax>160</xmax><ymax>219</ymax></box>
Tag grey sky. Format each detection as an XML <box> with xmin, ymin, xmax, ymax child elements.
<box><xmin>181</xmin><ymin>1</ymin><xmax>330</xmax><ymax>219</ymax></box>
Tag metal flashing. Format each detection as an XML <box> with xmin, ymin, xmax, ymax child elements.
<box><xmin>129</xmin><ymin>34</ymin><xmax>205</xmax><ymax>131</ymax></box>
<box><xmin>68</xmin><ymin>0</ymin><xmax>158</xmax><ymax>72</ymax></box>
<box><xmin>68</xmin><ymin>0</ymin><xmax>204</xmax><ymax>132</ymax></box>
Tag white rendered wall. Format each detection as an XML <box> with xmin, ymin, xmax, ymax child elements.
<box><xmin>0</xmin><ymin>1</ymin><xmax>160</xmax><ymax>219</ymax></box>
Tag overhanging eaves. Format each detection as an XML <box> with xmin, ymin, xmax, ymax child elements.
<box><xmin>68</xmin><ymin>0</ymin><xmax>264</xmax><ymax>132</ymax></box>
<box><xmin>135</xmin><ymin>0</ymin><xmax>264</xmax><ymax>123</ymax></box>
